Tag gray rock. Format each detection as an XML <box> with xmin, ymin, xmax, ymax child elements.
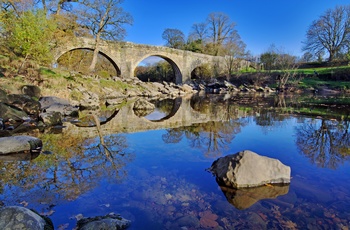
<box><xmin>42</xmin><ymin>103</ymin><xmax>79</xmax><ymax>116</ymax></box>
<box><xmin>39</xmin><ymin>96</ymin><xmax>70</xmax><ymax>108</ymax></box>
<box><xmin>7</xmin><ymin>94</ymin><xmax>41</xmax><ymax>116</ymax></box>
<box><xmin>77</xmin><ymin>213</ymin><xmax>131</xmax><ymax>230</ymax></box>
<box><xmin>0</xmin><ymin>135</ymin><xmax>42</xmax><ymax>155</ymax></box>
<box><xmin>0</xmin><ymin>103</ymin><xmax>30</xmax><ymax>121</ymax></box>
<box><xmin>39</xmin><ymin>111</ymin><xmax>62</xmax><ymax>126</ymax></box>
<box><xmin>0</xmin><ymin>206</ymin><xmax>53</xmax><ymax>230</ymax></box>
<box><xmin>209</xmin><ymin>150</ymin><xmax>291</xmax><ymax>188</ymax></box>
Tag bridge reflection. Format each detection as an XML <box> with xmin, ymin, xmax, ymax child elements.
<box><xmin>65</xmin><ymin>94</ymin><xmax>251</xmax><ymax>137</ymax></box>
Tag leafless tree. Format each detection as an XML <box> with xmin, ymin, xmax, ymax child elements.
<box><xmin>302</xmin><ymin>5</ymin><xmax>350</xmax><ymax>62</ymax></box>
<box><xmin>206</xmin><ymin>12</ymin><xmax>237</xmax><ymax>56</ymax></box>
<box><xmin>162</xmin><ymin>28</ymin><xmax>185</xmax><ymax>49</ymax></box>
<box><xmin>78</xmin><ymin>0</ymin><xmax>133</xmax><ymax>72</ymax></box>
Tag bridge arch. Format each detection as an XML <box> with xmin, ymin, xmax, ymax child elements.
<box><xmin>134</xmin><ymin>53</ymin><xmax>183</xmax><ymax>84</ymax></box>
<box><xmin>55</xmin><ymin>47</ymin><xmax>121</xmax><ymax>76</ymax></box>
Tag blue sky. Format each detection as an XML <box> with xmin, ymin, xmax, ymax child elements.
<box><xmin>123</xmin><ymin>0</ymin><xmax>348</xmax><ymax>57</ymax></box>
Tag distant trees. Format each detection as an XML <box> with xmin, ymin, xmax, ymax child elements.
<box><xmin>161</xmin><ymin>12</ymin><xmax>246</xmax><ymax>58</ymax></box>
<box><xmin>260</xmin><ymin>45</ymin><xmax>299</xmax><ymax>90</ymax></box>
<box><xmin>303</xmin><ymin>5</ymin><xmax>350</xmax><ymax>62</ymax></box>
<box><xmin>162</xmin><ymin>28</ymin><xmax>185</xmax><ymax>49</ymax></box>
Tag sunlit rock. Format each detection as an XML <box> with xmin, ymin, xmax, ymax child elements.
<box><xmin>0</xmin><ymin>206</ymin><xmax>53</xmax><ymax>230</ymax></box>
<box><xmin>219</xmin><ymin>184</ymin><xmax>290</xmax><ymax>210</ymax></box>
<box><xmin>0</xmin><ymin>135</ymin><xmax>42</xmax><ymax>155</ymax></box>
<box><xmin>76</xmin><ymin>213</ymin><xmax>130</xmax><ymax>230</ymax></box>
<box><xmin>209</xmin><ymin>150</ymin><xmax>291</xmax><ymax>188</ymax></box>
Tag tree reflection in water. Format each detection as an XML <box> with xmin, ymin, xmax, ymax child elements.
<box><xmin>0</xmin><ymin>127</ymin><xmax>134</xmax><ymax>206</ymax></box>
<box><xmin>295</xmin><ymin>119</ymin><xmax>350</xmax><ymax>169</ymax></box>
<box><xmin>162</xmin><ymin>121</ymin><xmax>246</xmax><ymax>158</ymax></box>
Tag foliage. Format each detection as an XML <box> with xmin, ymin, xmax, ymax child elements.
<box><xmin>2</xmin><ymin>9</ymin><xmax>56</xmax><ymax>65</ymax></box>
<box><xmin>135</xmin><ymin>60</ymin><xmax>174</xmax><ymax>83</ymax></box>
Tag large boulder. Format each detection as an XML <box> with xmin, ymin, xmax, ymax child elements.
<box><xmin>0</xmin><ymin>206</ymin><xmax>53</xmax><ymax>230</ymax></box>
<box><xmin>0</xmin><ymin>102</ymin><xmax>30</xmax><ymax>121</ymax></box>
<box><xmin>0</xmin><ymin>135</ymin><xmax>42</xmax><ymax>155</ymax></box>
<box><xmin>209</xmin><ymin>150</ymin><xmax>291</xmax><ymax>188</ymax></box>
<box><xmin>7</xmin><ymin>94</ymin><xmax>41</xmax><ymax>116</ymax></box>
<box><xmin>40</xmin><ymin>96</ymin><xmax>79</xmax><ymax>116</ymax></box>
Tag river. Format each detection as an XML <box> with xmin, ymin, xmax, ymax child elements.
<box><xmin>1</xmin><ymin>92</ymin><xmax>350</xmax><ymax>229</ymax></box>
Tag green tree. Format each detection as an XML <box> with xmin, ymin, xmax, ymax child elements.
<box><xmin>302</xmin><ymin>5</ymin><xmax>350</xmax><ymax>62</ymax></box>
<box><xmin>5</xmin><ymin>9</ymin><xmax>56</xmax><ymax>66</ymax></box>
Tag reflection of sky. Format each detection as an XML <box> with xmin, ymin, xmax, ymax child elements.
<box><xmin>144</xmin><ymin>109</ymin><xmax>167</xmax><ymax>120</ymax></box>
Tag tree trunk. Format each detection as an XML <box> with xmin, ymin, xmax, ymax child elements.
<box><xmin>89</xmin><ymin>35</ymin><xmax>100</xmax><ymax>73</ymax></box>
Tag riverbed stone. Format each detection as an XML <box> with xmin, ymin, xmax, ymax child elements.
<box><xmin>0</xmin><ymin>135</ymin><xmax>42</xmax><ymax>154</ymax></box>
<box><xmin>0</xmin><ymin>102</ymin><xmax>30</xmax><ymax>121</ymax></box>
<box><xmin>7</xmin><ymin>94</ymin><xmax>41</xmax><ymax>116</ymax></box>
<box><xmin>0</xmin><ymin>206</ymin><xmax>53</xmax><ymax>230</ymax></box>
<box><xmin>76</xmin><ymin>213</ymin><xmax>131</xmax><ymax>230</ymax></box>
<box><xmin>39</xmin><ymin>111</ymin><xmax>62</xmax><ymax>126</ymax></box>
<box><xmin>209</xmin><ymin>150</ymin><xmax>291</xmax><ymax>188</ymax></box>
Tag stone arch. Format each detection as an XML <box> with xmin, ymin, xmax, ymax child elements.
<box><xmin>134</xmin><ymin>54</ymin><xmax>183</xmax><ymax>84</ymax></box>
<box><xmin>54</xmin><ymin>47</ymin><xmax>121</xmax><ymax>76</ymax></box>
<box><xmin>189</xmin><ymin>58</ymin><xmax>212</xmax><ymax>80</ymax></box>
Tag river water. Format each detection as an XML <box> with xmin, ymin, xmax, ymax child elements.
<box><xmin>1</xmin><ymin>93</ymin><xmax>350</xmax><ymax>229</ymax></box>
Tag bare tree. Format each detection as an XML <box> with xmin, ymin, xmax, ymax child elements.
<box><xmin>223</xmin><ymin>32</ymin><xmax>246</xmax><ymax>77</ymax></box>
<box><xmin>78</xmin><ymin>0</ymin><xmax>133</xmax><ymax>72</ymax></box>
<box><xmin>162</xmin><ymin>28</ymin><xmax>185</xmax><ymax>49</ymax></box>
<box><xmin>302</xmin><ymin>5</ymin><xmax>350</xmax><ymax>62</ymax></box>
<box><xmin>206</xmin><ymin>12</ymin><xmax>237</xmax><ymax>56</ymax></box>
<box><xmin>188</xmin><ymin>22</ymin><xmax>207</xmax><ymax>42</ymax></box>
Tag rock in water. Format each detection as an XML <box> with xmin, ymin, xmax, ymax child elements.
<box><xmin>209</xmin><ymin>150</ymin><xmax>291</xmax><ymax>188</ymax></box>
<box><xmin>0</xmin><ymin>206</ymin><xmax>53</xmax><ymax>230</ymax></box>
<box><xmin>77</xmin><ymin>213</ymin><xmax>131</xmax><ymax>230</ymax></box>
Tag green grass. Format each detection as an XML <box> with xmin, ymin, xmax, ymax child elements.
<box><xmin>298</xmin><ymin>77</ymin><xmax>350</xmax><ymax>89</ymax></box>
<box><xmin>295</xmin><ymin>65</ymin><xmax>350</xmax><ymax>75</ymax></box>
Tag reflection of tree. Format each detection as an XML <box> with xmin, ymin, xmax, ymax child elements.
<box><xmin>295</xmin><ymin>119</ymin><xmax>350</xmax><ymax>169</ymax></box>
<box><xmin>162</xmin><ymin>120</ymin><xmax>245</xmax><ymax>158</ymax></box>
<box><xmin>0</xmin><ymin>127</ymin><xmax>134</xmax><ymax>206</ymax></box>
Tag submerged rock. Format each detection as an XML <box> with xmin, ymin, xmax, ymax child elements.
<box><xmin>76</xmin><ymin>213</ymin><xmax>131</xmax><ymax>230</ymax></box>
<box><xmin>209</xmin><ymin>150</ymin><xmax>291</xmax><ymax>188</ymax></box>
<box><xmin>220</xmin><ymin>184</ymin><xmax>290</xmax><ymax>210</ymax></box>
<box><xmin>0</xmin><ymin>206</ymin><xmax>53</xmax><ymax>230</ymax></box>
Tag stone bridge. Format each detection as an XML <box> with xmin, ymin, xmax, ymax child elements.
<box><xmin>53</xmin><ymin>37</ymin><xmax>230</xmax><ymax>84</ymax></box>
